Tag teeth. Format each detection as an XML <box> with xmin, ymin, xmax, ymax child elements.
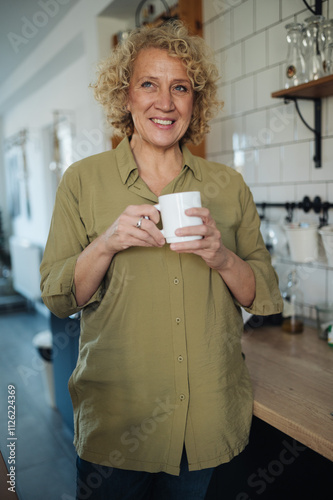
<box><xmin>152</xmin><ymin>118</ymin><xmax>173</xmax><ymax>125</ymax></box>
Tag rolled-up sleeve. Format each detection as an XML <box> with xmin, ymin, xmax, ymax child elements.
<box><xmin>40</xmin><ymin>166</ymin><xmax>102</xmax><ymax>318</ymax></box>
<box><xmin>235</xmin><ymin>182</ymin><xmax>283</xmax><ymax>316</ymax></box>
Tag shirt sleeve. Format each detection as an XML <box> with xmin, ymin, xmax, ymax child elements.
<box><xmin>235</xmin><ymin>180</ymin><xmax>283</xmax><ymax>316</ymax></box>
<box><xmin>40</xmin><ymin>166</ymin><xmax>103</xmax><ymax>319</ymax></box>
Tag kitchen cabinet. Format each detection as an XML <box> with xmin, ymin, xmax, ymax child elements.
<box><xmin>205</xmin><ymin>323</ymin><xmax>333</xmax><ymax>499</ymax></box>
<box><xmin>241</xmin><ymin>324</ymin><xmax>333</xmax><ymax>461</ymax></box>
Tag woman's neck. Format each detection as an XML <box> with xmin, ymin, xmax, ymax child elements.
<box><xmin>129</xmin><ymin>136</ymin><xmax>183</xmax><ymax>196</ymax></box>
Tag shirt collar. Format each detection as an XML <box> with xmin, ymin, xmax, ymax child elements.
<box><xmin>115</xmin><ymin>137</ymin><xmax>139</xmax><ymax>185</ymax></box>
<box><xmin>115</xmin><ymin>137</ymin><xmax>202</xmax><ymax>185</ymax></box>
<box><xmin>181</xmin><ymin>144</ymin><xmax>202</xmax><ymax>182</ymax></box>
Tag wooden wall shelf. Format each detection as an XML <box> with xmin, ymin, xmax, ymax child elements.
<box><xmin>271</xmin><ymin>75</ymin><xmax>333</xmax><ymax>168</ymax></box>
<box><xmin>272</xmin><ymin>74</ymin><xmax>333</xmax><ymax>100</ymax></box>
<box><xmin>270</xmin><ymin>1</ymin><xmax>333</xmax><ymax>168</ymax></box>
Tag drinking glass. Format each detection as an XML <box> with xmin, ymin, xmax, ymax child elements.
<box><xmin>304</xmin><ymin>15</ymin><xmax>325</xmax><ymax>81</ymax></box>
<box><xmin>284</xmin><ymin>23</ymin><xmax>307</xmax><ymax>88</ymax></box>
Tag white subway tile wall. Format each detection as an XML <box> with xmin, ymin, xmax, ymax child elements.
<box><xmin>204</xmin><ymin>0</ymin><xmax>333</xmax><ymax>314</ymax></box>
<box><xmin>328</xmin><ymin>270</ymin><xmax>333</xmax><ymax>301</ymax></box>
<box><xmin>327</xmin><ymin>97</ymin><xmax>333</xmax><ymax>135</ymax></box>
<box><xmin>256</xmin><ymin>0</ymin><xmax>280</xmax><ymax>31</ymax></box>
<box><xmin>233</xmin><ymin>0</ymin><xmax>254</xmax><ymax>42</ymax></box>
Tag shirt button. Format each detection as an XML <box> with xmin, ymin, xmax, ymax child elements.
<box><xmin>173</xmin><ymin>278</ymin><xmax>180</xmax><ymax>285</ymax></box>
<box><xmin>179</xmin><ymin>394</ymin><xmax>186</xmax><ymax>401</ymax></box>
<box><xmin>175</xmin><ymin>318</ymin><xmax>181</xmax><ymax>324</ymax></box>
<box><xmin>177</xmin><ymin>355</ymin><xmax>183</xmax><ymax>362</ymax></box>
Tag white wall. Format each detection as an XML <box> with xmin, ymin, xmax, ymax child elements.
<box><xmin>0</xmin><ymin>118</ymin><xmax>8</xmax><ymax>247</ymax></box>
<box><xmin>203</xmin><ymin>0</ymin><xmax>333</xmax><ymax>316</ymax></box>
<box><xmin>0</xmin><ymin>0</ymin><xmax>128</xmax><ymax>247</ymax></box>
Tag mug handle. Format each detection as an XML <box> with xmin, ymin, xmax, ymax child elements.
<box><xmin>154</xmin><ymin>204</ymin><xmax>165</xmax><ymax>237</ymax></box>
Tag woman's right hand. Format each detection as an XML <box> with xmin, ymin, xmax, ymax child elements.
<box><xmin>102</xmin><ymin>204</ymin><xmax>165</xmax><ymax>255</ymax></box>
<box><xmin>74</xmin><ymin>204</ymin><xmax>164</xmax><ymax>306</ymax></box>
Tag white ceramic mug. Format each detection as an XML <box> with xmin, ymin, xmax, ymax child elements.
<box><xmin>154</xmin><ymin>191</ymin><xmax>203</xmax><ymax>243</ymax></box>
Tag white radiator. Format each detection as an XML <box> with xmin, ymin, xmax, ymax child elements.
<box><xmin>9</xmin><ymin>236</ymin><xmax>42</xmax><ymax>301</ymax></box>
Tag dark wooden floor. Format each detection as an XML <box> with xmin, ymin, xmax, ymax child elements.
<box><xmin>0</xmin><ymin>310</ymin><xmax>76</xmax><ymax>500</ymax></box>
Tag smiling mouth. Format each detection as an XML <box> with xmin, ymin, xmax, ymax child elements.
<box><xmin>151</xmin><ymin>118</ymin><xmax>174</xmax><ymax>125</ymax></box>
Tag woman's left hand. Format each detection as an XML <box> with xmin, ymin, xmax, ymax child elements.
<box><xmin>169</xmin><ymin>207</ymin><xmax>227</xmax><ymax>272</ymax></box>
<box><xmin>170</xmin><ymin>207</ymin><xmax>256</xmax><ymax>307</ymax></box>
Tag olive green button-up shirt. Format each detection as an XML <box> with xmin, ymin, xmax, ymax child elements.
<box><xmin>40</xmin><ymin>138</ymin><xmax>283</xmax><ymax>475</ymax></box>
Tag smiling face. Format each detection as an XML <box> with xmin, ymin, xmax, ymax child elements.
<box><xmin>126</xmin><ymin>48</ymin><xmax>194</xmax><ymax>152</ymax></box>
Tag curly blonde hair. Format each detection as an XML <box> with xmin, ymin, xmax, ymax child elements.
<box><xmin>92</xmin><ymin>20</ymin><xmax>222</xmax><ymax>145</ymax></box>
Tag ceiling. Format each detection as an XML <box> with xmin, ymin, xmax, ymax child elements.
<box><xmin>0</xmin><ymin>0</ymin><xmax>82</xmax><ymax>87</ymax></box>
<box><xmin>0</xmin><ymin>0</ymin><xmax>142</xmax><ymax>89</ymax></box>
<box><xmin>100</xmin><ymin>0</ymin><xmax>145</xmax><ymax>19</ymax></box>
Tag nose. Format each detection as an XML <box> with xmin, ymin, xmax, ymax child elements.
<box><xmin>155</xmin><ymin>88</ymin><xmax>175</xmax><ymax>111</ymax></box>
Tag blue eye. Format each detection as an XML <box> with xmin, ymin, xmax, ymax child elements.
<box><xmin>174</xmin><ymin>85</ymin><xmax>188</xmax><ymax>92</ymax></box>
<box><xmin>142</xmin><ymin>81</ymin><xmax>153</xmax><ymax>88</ymax></box>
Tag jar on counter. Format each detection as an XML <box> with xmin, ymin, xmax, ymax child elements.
<box><xmin>282</xmin><ymin>270</ymin><xmax>304</xmax><ymax>333</ymax></box>
<box><xmin>315</xmin><ymin>302</ymin><xmax>333</xmax><ymax>339</ymax></box>
<box><xmin>328</xmin><ymin>325</ymin><xmax>333</xmax><ymax>348</ymax></box>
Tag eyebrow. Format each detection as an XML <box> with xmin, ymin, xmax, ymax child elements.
<box><xmin>137</xmin><ymin>76</ymin><xmax>191</xmax><ymax>84</ymax></box>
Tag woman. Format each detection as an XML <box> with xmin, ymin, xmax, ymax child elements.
<box><xmin>40</xmin><ymin>20</ymin><xmax>283</xmax><ymax>500</ymax></box>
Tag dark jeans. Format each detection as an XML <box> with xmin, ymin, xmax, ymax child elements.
<box><xmin>76</xmin><ymin>447</ymin><xmax>214</xmax><ymax>500</ymax></box>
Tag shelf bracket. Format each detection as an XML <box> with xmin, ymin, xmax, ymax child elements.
<box><xmin>302</xmin><ymin>0</ymin><xmax>322</xmax><ymax>15</ymax></box>
<box><xmin>297</xmin><ymin>0</ymin><xmax>323</xmax><ymax>167</ymax></box>
<box><xmin>284</xmin><ymin>97</ymin><xmax>322</xmax><ymax>168</ymax></box>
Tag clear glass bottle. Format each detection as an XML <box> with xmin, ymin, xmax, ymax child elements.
<box><xmin>322</xmin><ymin>19</ymin><xmax>333</xmax><ymax>73</ymax></box>
<box><xmin>304</xmin><ymin>15</ymin><xmax>325</xmax><ymax>81</ymax></box>
<box><xmin>326</xmin><ymin>42</ymin><xmax>333</xmax><ymax>74</ymax></box>
<box><xmin>301</xmin><ymin>24</ymin><xmax>309</xmax><ymax>63</ymax></box>
<box><xmin>284</xmin><ymin>23</ymin><xmax>307</xmax><ymax>88</ymax></box>
<box><xmin>282</xmin><ymin>270</ymin><xmax>304</xmax><ymax>334</ymax></box>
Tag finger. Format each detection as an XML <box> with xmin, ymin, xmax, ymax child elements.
<box><xmin>120</xmin><ymin>226</ymin><xmax>163</xmax><ymax>247</ymax></box>
<box><xmin>134</xmin><ymin>217</ymin><xmax>165</xmax><ymax>246</ymax></box>
<box><xmin>114</xmin><ymin>217</ymin><xmax>163</xmax><ymax>247</ymax></box>
<box><xmin>175</xmin><ymin>224</ymin><xmax>213</xmax><ymax>238</ymax></box>
<box><xmin>170</xmin><ymin>240</ymin><xmax>204</xmax><ymax>252</ymax></box>
<box><xmin>116</xmin><ymin>211</ymin><xmax>164</xmax><ymax>246</ymax></box>
<box><xmin>134</xmin><ymin>215</ymin><xmax>150</xmax><ymax>230</ymax></box>
<box><xmin>125</xmin><ymin>204</ymin><xmax>161</xmax><ymax>224</ymax></box>
<box><xmin>184</xmin><ymin>207</ymin><xmax>212</xmax><ymax>221</ymax></box>
<box><xmin>170</xmin><ymin>236</ymin><xmax>213</xmax><ymax>253</ymax></box>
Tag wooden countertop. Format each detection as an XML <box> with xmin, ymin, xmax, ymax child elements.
<box><xmin>241</xmin><ymin>324</ymin><xmax>333</xmax><ymax>461</ymax></box>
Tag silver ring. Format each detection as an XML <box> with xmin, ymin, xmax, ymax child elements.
<box><xmin>136</xmin><ymin>216</ymin><xmax>149</xmax><ymax>229</ymax></box>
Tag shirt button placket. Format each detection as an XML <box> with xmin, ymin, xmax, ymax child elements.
<box><xmin>165</xmin><ymin>240</ymin><xmax>189</xmax><ymax>459</ymax></box>
<box><xmin>166</xmin><ymin>254</ymin><xmax>189</xmax><ymax>416</ymax></box>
